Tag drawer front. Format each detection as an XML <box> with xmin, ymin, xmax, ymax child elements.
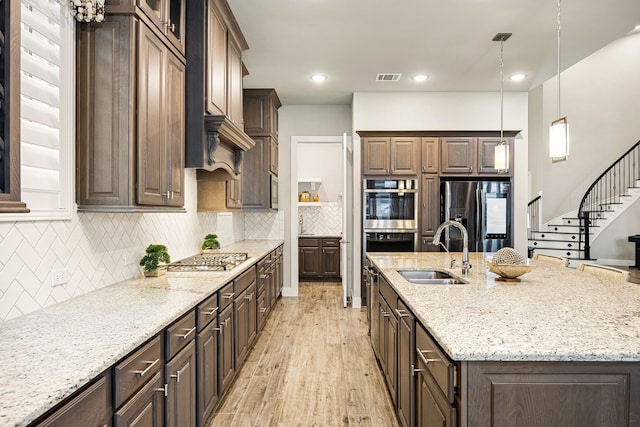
<box><xmin>235</xmin><ymin>266</ymin><xmax>256</xmax><ymax>296</ymax></box>
<box><xmin>218</xmin><ymin>281</ymin><xmax>235</xmax><ymax>311</ymax></box>
<box><xmin>299</xmin><ymin>238</ymin><xmax>319</xmax><ymax>247</ymax></box>
<box><xmin>166</xmin><ymin>310</ymin><xmax>197</xmax><ymax>360</ymax></box>
<box><xmin>379</xmin><ymin>275</ymin><xmax>398</xmax><ymax>312</ymax></box>
<box><xmin>416</xmin><ymin>324</ymin><xmax>456</xmax><ymax>403</ymax></box>
<box><xmin>197</xmin><ymin>293</ymin><xmax>218</xmax><ymax>332</ymax></box>
<box><xmin>322</xmin><ymin>238</ymin><xmax>340</xmax><ymax>247</ymax></box>
<box><xmin>114</xmin><ymin>335</ymin><xmax>162</xmax><ymax>408</ymax></box>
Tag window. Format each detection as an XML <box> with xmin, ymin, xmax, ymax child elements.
<box><xmin>0</xmin><ymin>0</ymin><xmax>29</xmax><ymax>213</ymax></box>
<box><xmin>1</xmin><ymin>0</ymin><xmax>74</xmax><ymax>220</ymax></box>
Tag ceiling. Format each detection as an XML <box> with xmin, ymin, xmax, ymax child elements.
<box><xmin>227</xmin><ymin>0</ymin><xmax>640</xmax><ymax>105</ymax></box>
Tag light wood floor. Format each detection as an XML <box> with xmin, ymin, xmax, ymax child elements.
<box><xmin>207</xmin><ymin>282</ymin><xmax>399</xmax><ymax>427</ymax></box>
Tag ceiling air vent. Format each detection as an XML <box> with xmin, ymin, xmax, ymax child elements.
<box><xmin>376</xmin><ymin>73</ymin><xmax>402</xmax><ymax>82</ymax></box>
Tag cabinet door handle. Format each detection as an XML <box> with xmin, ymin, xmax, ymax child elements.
<box><xmin>135</xmin><ymin>358</ymin><xmax>160</xmax><ymax>377</ymax></box>
<box><xmin>154</xmin><ymin>384</ymin><xmax>168</xmax><ymax>397</ymax></box>
<box><xmin>381</xmin><ymin>310</ymin><xmax>389</xmax><ymax>318</ymax></box>
<box><xmin>180</xmin><ymin>327</ymin><xmax>196</xmax><ymax>340</ymax></box>
<box><xmin>170</xmin><ymin>371</ymin><xmax>180</xmax><ymax>383</ymax></box>
<box><xmin>411</xmin><ymin>364</ymin><xmax>424</xmax><ymax>377</ymax></box>
<box><xmin>213</xmin><ymin>326</ymin><xmax>223</xmax><ymax>336</ymax></box>
<box><xmin>245</xmin><ymin>293</ymin><xmax>253</xmax><ymax>301</ymax></box>
<box><xmin>259</xmin><ymin>307</ymin><xmax>267</xmax><ymax>313</ymax></box>
<box><xmin>223</xmin><ymin>292</ymin><xmax>235</xmax><ymax>300</ymax></box>
<box><xmin>395</xmin><ymin>308</ymin><xmax>408</xmax><ymax>318</ymax></box>
<box><xmin>224</xmin><ymin>318</ymin><xmax>230</xmax><ymax>327</ymax></box>
<box><xmin>204</xmin><ymin>307</ymin><xmax>218</xmax><ymax>316</ymax></box>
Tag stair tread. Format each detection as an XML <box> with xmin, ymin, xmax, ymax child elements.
<box><xmin>530</xmin><ymin>231</ymin><xmax>593</xmax><ymax>235</ymax></box>
<box><xmin>528</xmin><ymin>239</ymin><xmax>584</xmax><ymax>243</ymax></box>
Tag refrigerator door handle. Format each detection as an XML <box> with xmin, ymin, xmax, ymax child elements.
<box><xmin>476</xmin><ymin>187</ymin><xmax>486</xmax><ymax>252</ymax></box>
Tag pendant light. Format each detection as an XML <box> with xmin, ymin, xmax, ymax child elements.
<box><xmin>493</xmin><ymin>33</ymin><xmax>511</xmax><ymax>173</ymax></box>
<box><xmin>549</xmin><ymin>0</ymin><xmax>569</xmax><ymax>161</ymax></box>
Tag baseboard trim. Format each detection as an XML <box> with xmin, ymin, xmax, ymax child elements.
<box><xmin>281</xmin><ymin>288</ymin><xmax>298</xmax><ymax>297</ymax></box>
<box><xmin>352</xmin><ymin>297</ymin><xmax>362</xmax><ymax>308</ymax></box>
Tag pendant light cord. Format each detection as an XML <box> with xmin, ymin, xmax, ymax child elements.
<box><xmin>500</xmin><ymin>39</ymin><xmax>504</xmax><ymax>143</ymax></box>
<box><xmin>557</xmin><ymin>0</ymin><xmax>562</xmax><ymax>118</ymax></box>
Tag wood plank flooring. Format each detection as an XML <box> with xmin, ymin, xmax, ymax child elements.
<box><xmin>206</xmin><ymin>282</ymin><xmax>399</xmax><ymax>427</ymax></box>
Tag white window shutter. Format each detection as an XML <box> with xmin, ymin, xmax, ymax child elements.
<box><xmin>3</xmin><ymin>0</ymin><xmax>74</xmax><ymax>221</ymax></box>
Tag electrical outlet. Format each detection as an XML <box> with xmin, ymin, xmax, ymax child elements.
<box><xmin>52</xmin><ymin>269</ymin><xmax>69</xmax><ymax>287</ymax></box>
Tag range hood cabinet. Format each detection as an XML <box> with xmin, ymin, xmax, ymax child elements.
<box><xmin>186</xmin><ymin>115</ymin><xmax>254</xmax><ymax>181</ymax></box>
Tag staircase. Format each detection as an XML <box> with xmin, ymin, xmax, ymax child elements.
<box><xmin>528</xmin><ymin>140</ymin><xmax>640</xmax><ymax>267</ymax></box>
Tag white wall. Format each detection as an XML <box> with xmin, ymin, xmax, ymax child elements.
<box><xmin>0</xmin><ymin>170</ymin><xmax>245</xmax><ymax>321</ymax></box>
<box><xmin>278</xmin><ymin>105</ymin><xmax>353</xmax><ymax>296</ymax></box>
<box><xmin>528</xmin><ymin>31</ymin><xmax>640</xmax><ymax>261</ymax></box>
<box><xmin>352</xmin><ymin>91</ymin><xmax>530</xmax><ymax>302</ymax></box>
<box><xmin>297</xmin><ymin>143</ymin><xmax>343</xmax><ymax>202</ymax></box>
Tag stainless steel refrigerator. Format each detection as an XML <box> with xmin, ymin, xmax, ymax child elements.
<box><xmin>441</xmin><ymin>180</ymin><xmax>512</xmax><ymax>252</ymax></box>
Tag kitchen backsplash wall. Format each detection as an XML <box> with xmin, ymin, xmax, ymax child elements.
<box><xmin>298</xmin><ymin>203</ymin><xmax>342</xmax><ymax>236</ymax></box>
<box><xmin>0</xmin><ymin>170</ymin><xmax>247</xmax><ymax>322</ymax></box>
<box><xmin>244</xmin><ymin>211</ymin><xmax>285</xmax><ymax>240</ymax></box>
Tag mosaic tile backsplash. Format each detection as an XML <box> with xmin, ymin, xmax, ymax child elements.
<box><xmin>298</xmin><ymin>203</ymin><xmax>343</xmax><ymax>236</ymax></box>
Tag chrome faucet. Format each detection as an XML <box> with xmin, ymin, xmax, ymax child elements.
<box><xmin>433</xmin><ymin>220</ymin><xmax>471</xmax><ymax>275</ymax></box>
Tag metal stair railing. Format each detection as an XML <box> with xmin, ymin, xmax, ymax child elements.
<box><xmin>527</xmin><ymin>195</ymin><xmax>542</xmax><ymax>241</ymax></box>
<box><xmin>578</xmin><ymin>140</ymin><xmax>640</xmax><ymax>260</ymax></box>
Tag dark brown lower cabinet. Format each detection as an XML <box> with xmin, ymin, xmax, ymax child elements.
<box><xmin>257</xmin><ymin>290</ymin><xmax>268</xmax><ymax>331</ymax></box>
<box><xmin>465</xmin><ymin>361</ymin><xmax>640</xmax><ymax>427</ymax></box>
<box><xmin>197</xmin><ymin>318</ymin><xmax>219</xmax><ymax>427</ymax></box>
<box><xmin>218</xmin><ymin>304</ymin><xmax>235</xmax><ymax>395</ymax></box>
<box><xmin>415</xmin><ymin>366</ymin><xmax>455</xmax><ymax>427</ymax></box>
<box><xmin>299</xmin><ymin>237</ymin><xmax>341</xmax><ymax>279</ymax></box>
<box><xmin>114</xmin><ymin>371</ymin><xmax>165</xmax><ymax>427</ymax></box>
<box><xmin>298</xmin><ymin>246</ymin><xmax>321</xmax><ymax>277</ymax></box>
<box><xmin>234</xmin><ymin>282</ymin><xmax>257</xmax><ymax>367</ymax></box>
<box><xmin>379</xmin><ymin>297</ymin><xmax>397</xmax><ymax>404</ymax></box>
<box><xmin>34</xmin><ymin>375</ymin><xmax>111</xmax><ymax>427</ymax></box>
<box><xmin>396</xmin><ymin>300</ymin><xmax>414</xmax><ymax>427</ymax></box>
<box><xmin>166</xmin><ymin>340</ymin><xmax>196</xmax><ymax>427</ymax></box>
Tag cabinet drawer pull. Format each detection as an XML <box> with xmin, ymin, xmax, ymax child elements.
<box><xmin>417</xmin><ymin>349</ymin><xmax>440</xmax><ymax>365</ymax></box>
<box><xmin>260</xmin><ymin>274</ymin><xmax>268</xmax><ymax>279</ymax></box>
<box><xmin>180</xmin><ymin>327</ymin><xmax>196</xmax><ymax>340</ymax></box>
<box><xmin>204</xmin><ymin>307</ymin><xmax>218</xmax><ymax>316</ymax></box>
<box><xmin>259</xmin><ymin>307</ymin><xmax>267</xmax><ymax>313</ymax></box>
<box><xmin>395</xmin><ymin>308</ymin><xmax>408</xmax><ymax>318</ymax></box>
<box><xmin>223</xmin><ymin>292</ymin><xmax>235</xmax><ymax>300</ymax></box>
<box><xmin>381</xmin><ymin>310</ymin><xmax>389</xmax><ymax>318</ymax></box>
<box><xmin>135</xmin><ymin>358</ymin><xmax>160</xmax><ymax>377</ymax></box>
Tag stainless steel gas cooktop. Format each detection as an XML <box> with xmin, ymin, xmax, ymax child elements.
<box><xmin>167</xmin><ymin>252</ymin><xmax>249</xmax><ymax>272</ymax></box>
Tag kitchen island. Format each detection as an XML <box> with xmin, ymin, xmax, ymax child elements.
<box><xmin>0</xmin><ymin>240</ymin><xmax>282</xmax><ymax>427</ymax></box>
<box><xmin>367</xmin><ymin>252</ymin><xmax>640</xmax><ymax>427</ymax></box>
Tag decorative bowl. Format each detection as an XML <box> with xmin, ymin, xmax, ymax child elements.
<box><xmin>487</xmin><ymin>261</ymin><xmax>534</xmax><ymax>279</ymax></box>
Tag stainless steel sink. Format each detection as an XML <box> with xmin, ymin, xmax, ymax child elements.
<box><xmin>396</xmin><ymin>269</ymin><xmax>467</xmax><ymax>285</ymax></box>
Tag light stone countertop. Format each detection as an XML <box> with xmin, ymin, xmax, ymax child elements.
<box><xmin>367</xmin><ymin>252</ymin><xmax>640</xmax><ymax>363</ymax></box>
<box><xmin>0</xmin><ymin>240</ymin><xmax>283</xmax><ymax>427</ymax></box>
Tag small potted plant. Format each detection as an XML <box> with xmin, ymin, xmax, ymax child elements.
<box><xmin>139</xmin><ymin>244</ymin><xmax>171</xmax><ymax>277</ymax></box>
<box><xmin>201</xmin><ymin>234</ymin><xmax>220</xmax><ymax>253</ymax></box>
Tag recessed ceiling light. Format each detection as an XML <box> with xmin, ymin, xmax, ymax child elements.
<box><xmin>310</xmin><ymin>74</ymin><xmax>328</xmax><ymax>83</ymax></box>
<box><xmin>508</xmin><ymin>73</ymin><xmax>527</xmax><ymax>81</ymax></box>
<box><xmin>411</xmin><ymin>74</ymin><xmax>429</xmax><ymax>82</ymax></box>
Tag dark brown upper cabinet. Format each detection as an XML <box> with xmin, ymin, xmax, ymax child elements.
<box><xmin>242</xmin><ymin>89</ymin><xmax>281</xmax><ymax>211</ymax></box>
<box><xmin>0</xmin><ymin>0</ymin><xmax>29</xmax><ymax>213</ymax></box>
<box><xmin>362</xmin><ymin>137</ymin><xmax>419</xmax><ymax>176</ymax></box>
<box><xmin>440</xmin><ymin>137</ymin><xmax>476</xmax><ymax>175</ymax></box>
<box><xmin>76</xmin><ymin>13</ymin><xmax>185</xmax><ymax>212</ymax></box>
<box><xmin>185</xmin><ymin>0</ymin><xmax>254</xmax><ymax>176</ymax></box>
<box><xmin>136</xmin><ymin>0</ymin><xmax>185</xmax><ymax>53</ymax></box>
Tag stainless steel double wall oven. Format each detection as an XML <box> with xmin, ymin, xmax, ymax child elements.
<box><xmin>363</xmin><ymin>178</ymin><xmax>419</xmax><ymax>253</ymax></box>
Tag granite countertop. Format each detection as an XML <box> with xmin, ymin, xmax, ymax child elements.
<box><xmin>367</xmin><ymin>252</ymin><xmax>640</xmax><ymax>363</ymax></box>
<box><xmin>0</xmin><ymin>240</ymin><xmax>283</xmax><ymax>427</ymax></box>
